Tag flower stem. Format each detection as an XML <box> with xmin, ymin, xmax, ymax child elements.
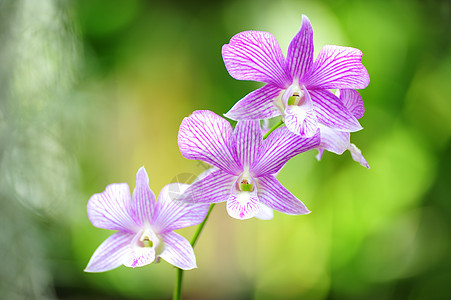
<box><xmin>173</xmin><ymin>204</ymin><xmax>216</xmax><ymax>300</ymax></box>
<box><xmin>263</xmin><ymin>120</ymin><xmax>284</xmax><ymax>140</ymax></box>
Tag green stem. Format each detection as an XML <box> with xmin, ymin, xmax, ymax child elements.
<box><xmin>173</xmin><ymin>204</ymin><xmax>216</xmax><ymax>300</ymax></box>
<box><xmin>190</xmin><ymin>204</ymin><xmax>215</xmax><ymax>247</ymax></box>
<box><xmin>262</xmin><ymin>120</ymin><xmax>284</xmax><ymax>140</ymax></box>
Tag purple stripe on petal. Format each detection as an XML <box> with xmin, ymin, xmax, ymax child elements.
<box><xmin>85</xmin><ymin>232</ymin><xmax>134</xmax><ymax>273</ymax></box>
<box><xmin>252</xmin><ymin>127</ymin><xmax>320</xmax><ymax>176</ymax></box>
<box><xmin>234</xmin><ymin>120</ymin><xmax>262</xmax><ymax>168</ymax></box>
<box><xmin>131</xmin><ymin>167</ymin><xmax>156</xmax><ymax>227</ymax></box>
<box><xmin>286</xmin><ymin>15</ymin><xmax>314</xmax><ymax>81</ymax></box>
<box><xmin>159</xmin><ymin>231</ymin><xmax>197</xmax><ymax>270</ymax></box>
<box><xmin>256</xmin><ymin>175</ymin><xmax>310</xmax><ymax>215</ymax></box>
<box><xmin>303</xmin><ymin>45</ymin><xmax>369</xmax><ymax>89</ymax></box>
<box><xmin>87</xmin><ymin>183</ymin><xmax>137</xmax><ymax>232</ymax></box>
<box><xmin>225</xmin><ymin>84</ymin><xmax>283</xmax><ymax>121</ymax></box>
<box><xmin>222</xmin><ymin>31</ymin><xmax>291</xmax><ymax>88</ymax></box>
<box><xmin>318</xmin><ymin>124</ymin><xmax>350</xmax><ymax>155</ymax></box>
<box><xmin>338</xmin><ymin>89</ymin><xmax>365</xmax><ymax>119</ymax></box>
<box><xmin>349</xmin><ymin>143</ymin><xmax>370</xmax><ymax>169</ymax></box>
<box><xmin>285</xmin><ymin>108</ymin><xmax>318</xmax><ymax>137</ymax></box>
<box><xmin>178</xmin><ymin>110</ymin><xmax>241</xmax><ymax>174</ymax></box>
<box><xmin>152</xmin><ymin>183</ymin><xmax>209</xmax><ymax>233</ymax></box>
<box><xmin>310</xmin><ymin>89</ymin><xmax>363</xmax><ymax>132</ymax></box>
<box><xmin>226</xmin><ymin>191</ymin><xmax>260</xmax><ymax>220</ymax></box>
<box><xmin>176</xmin><ymin>169</ymin><xmax>236</xmax><ymax>204</ymax></box>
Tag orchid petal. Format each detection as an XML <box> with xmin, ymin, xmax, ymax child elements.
<box><xmin>286</xmin><ymin>15</ymin><xmax>314</xmax><ymax>81</ymax></box>
<box><xmin>87</xmin><ymin>183</ymin><xmax>137</xmax><ymax>232</ymax></box>
<box><xmin>303</xmin><ymin>45</ymin><xmax>369</xmax><ymax>89</ymax></box>
<box><xmin>310</xmin><ymin>89</ymin><xmax>363</xmax><ymax>132</ymax></box>
<box><xmin>316</xmin><ymin>148</ymin><xmax>325</xmax><ymax>161</ymax></box>
<box><xmin>153</xmin><ymin>183</ymin><xmax>209</xmax><ymax>233</ymax></box>
<box><xmin>85</xmin><ymin>232</ymin><xmax>134</xmax><ymax>273</ymax></box>
<box><xmin>159</xmin><ymin>231</ymin><xmax>197</xmax><ymax>270</ymax></box>
<box><xmin>131</xmin><ymin>166</ymin><xmax>156</xmax><ymax>226</ymax></box>
<box><xmin>255</xmin><ymin>203</ymin><xmax>274</xmax><ymax>220</ymax></box>
<box><xmin>256</xmin><ymin>175</ymin><xmax>310</xmax><ymax>215</ymax></box>
<box><xmin>224</xmin><ymin>84</ymin><xmax>283</xmax><ymax>121</ymax></box>
<box><xmin>318</xmin><ymin>124</ymin><xmax>350</xmax><ymax>155</ymax></box>
<box><xmin>349</xmin><ymin>143</ymin><xmax>370</xmax><ymax>169</ymax></box>
<box><xmin>252</xmin><ymin>127</ymin><xmax>320</xmax><ymax>176</ymax></box>
<box><xmin>338</xmin><ymin>89</ymin><xmax>365</xmax><ymax>119</ymax></box>
<box><xmin>234</xmin><ymin>120</ymin><xmax>262</xmax><ymax>168</ymax></box>
<box><xmin>222</xmin><ymin>31</ymin><xmax>291</xmax><ymax>88</ymax></box>
<box><xmin>176</xmin><ymin>169</ymin><xmax>236</xmax><ymax>204</ymax></box>
<box><xmin>178</xmin><ymin>110</ymin><xmax>240</xmax><ymax>174</ymax></box>
<box><xmin>226</xmin><ymin>191</ymin><xmax>260</xmax><ymax>220</ymax></box>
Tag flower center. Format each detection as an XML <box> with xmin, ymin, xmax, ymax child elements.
<box><xmin>237</xmin><ymin>171</ymin><xmax>254</xmax><ymax>192</ymax></box>
<box><xmin>138</xmin><ymin>229</ymin><xmax>159</xmax><ymax>249</ymax></box>
<box><xmin>287</xmin><ymin>89</ymin><xmax>305</xmax><ymax>107</ymax></box>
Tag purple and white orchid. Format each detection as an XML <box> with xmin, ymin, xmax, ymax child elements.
<box><xmin>222</xmin><ymin>15</ymin><xmax>369</xmax><ymax>137</ymax></box>
<box><xmin>316</xmin><ymin>89</ymin><xmax>369</xmax><ymax>168</ymax></box>
<box><xmin>177</xmin><ymin>110</ymin><xmax>320</xmax><ymax>220</ymax></box>
<box><xmin>85</xmin><ymin>167</ymin><xmax>209</xmax><ymax>272</ymax></box>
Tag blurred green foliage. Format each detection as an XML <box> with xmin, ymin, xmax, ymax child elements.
<box><xmin>0</xmin><ymin>0</ymin><xmax>450</xmax><ymax>299</ymax></box>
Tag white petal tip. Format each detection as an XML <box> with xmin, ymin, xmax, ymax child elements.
<box><xmin>223</xmin><ymin>112</ymin><xmax>234</xmax><ymax>120</ymax></box>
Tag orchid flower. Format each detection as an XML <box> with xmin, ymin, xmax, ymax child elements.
<box><xmin>222</xmin><ymin>15</ymin><xmax>370</xmax><ymax>137</ymax></box>
<box><xmin>177</xmin><ymin>110</ymin><xmax>320</xmax><ymax>220</ymax></box>
<box><xmin>85</xmin><ymin>167</ymin><xmax>209</xmax><ymax>272</ymax></box>
<box><xmin>316</xmin><ymin>89</ymin><xmax>369</xmax><ymax>168</ymax></box>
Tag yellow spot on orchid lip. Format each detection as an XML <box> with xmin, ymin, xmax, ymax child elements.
<box><xmin>239</xmin><ymin>178</ymin><xmax>254</xmax><ymax>192</ymax></box>
<box><xmin>288</xmin><ymin>96</ymin><xmax>298</xmax><ymax>105</ymax></box>
<box><xmin>288</xmin><ymin>90</ymin><xmax>305</xmax><ymax>106</ymax></box>
<box><xmin>142</xmin><ymin>236</ymin><xmax>153</xmax><ymax>248</ymax></box>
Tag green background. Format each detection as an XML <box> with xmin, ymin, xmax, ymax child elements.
<box><xmin>1</xmin><ymin>0</ymin><xmax>450</xmax><ymax>299</ymax></box>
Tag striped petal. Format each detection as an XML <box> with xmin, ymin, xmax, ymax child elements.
<box><xmin>338</xmin><ymin>89</ymin><xmax>365</xmax><ymax>119</ymax></box>
<box><xmin>234</xmin><ymin>120</ymin><xmax>262</xmax><ymax>168</ymax></box>
<box><xmin>310</xmin><ymin>89</ymin><xmax>363</xmax><ymax>132</ymax></box>
<box><xmin>159</xmin><ymin>231</ymin><xmax>197</xmax><ymax>270</ymax></box>
<box><xmin>349</xmin><ymin>143</ymin><xmax>370</xmax><ymax>169</ymax></box>
<box><xmin>303</xmin><ymin>45</ymin><xmax>369</xmax><ymax>89</ymax></box>
<box><xmin>286</xmin><ymin>15</ymin><xmax>314</xmax><ymax>81</ymax></box>
<box><xmin>285</xmin><ymin>108</ymin><xmax>318</xmax><ymax>137</ymax></box>
<box><xmin>252</xmin><ymin>127</ymin><xmax>320</xmax><ymax>176</ymax></box>
<box><xmin>153</xmin><ymin>183</ymin><xmax>209</xmax><ymax>233</ymax></box>
<box><xmin>87</xmin><ymin>183</ymin><xmax>137</xmax><ymax>232</ymax></box>
<box><xmin>131</xmin><ymin>166</ymin><xmax>156</xmax><ymax>226</ymax></box>
<box><xmin>176</xmin><ymin>169</ymin><xmax>236</xmax><ymax>204</ymax></box>
<box><xmin>222</xmin><ymin>31</ymin><xmax>291</xmax><ymax>88</ymax></box>
<box><xmin>85</xmin><ymin>232</ymin><xmax>134</xmax><ymax>273</ymax></box>
<box><xmin>178</xmin><ymin>110</ymin><xmax>241</xmax><ymax>174</ymax></box>
<box><xmin>318</xmin><ymin>124</ymin><xmax>350</xmax><ymax>156</ymax></box>
<box><xmin>224</xmin><ymin>84</ymin><xmax>283</xmax><ymax>121</ymax></box>
<box><xmin>256</xmin><ymin>175</ymin><xmax>310</xmax><ymax>215</ymax></box>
